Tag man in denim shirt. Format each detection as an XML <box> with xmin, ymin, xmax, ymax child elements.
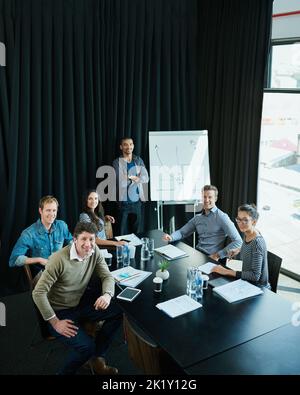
<box><xmin>9</xmin><ymin>195</ymin><xmax>72</xmax><ymax>276</ymax></box>
<box><xmin>113</xmin><ymin>137</ymin><xmax>149</xmax><ymax>234</ymax></box>
<box><xmin>163</xmin><ymin>185</ymin><xmax>242</xmax><ymax>264</ymax></box>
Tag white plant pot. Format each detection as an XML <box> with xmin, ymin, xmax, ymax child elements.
<box><xmin>156</xmin><ymin>269</ymin><xmax>169</xmax><ymax>281</ymax></box>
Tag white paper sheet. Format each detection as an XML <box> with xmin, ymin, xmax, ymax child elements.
<box><xmin>156</xmin><ymin>295</ymin><xmax>202</xmax><ymax>318</ymax></box>
<box><xmin>213</xmin><ymin>279</ymin><xmax>263</xmax><ymax>303</ymax></box>
<box><xmin>226</xmin><ymin>259</ymin><xmax>243</xmax><ymax>272</ymax></box>
<box><xmin>115</xmin><ymin>233</ymin><xmax>143</xmax><ymax>246</ymax></box>
<box><xmin>100</xmin><ymin>249</ymin><xmax>112</xmax><ymax>258</ymax></box>
<box><xmin>198</xmin><ymin>262</ymin><xmax>217</xmax><ymax>274</ymax></box>
<box><xmin>154</xmin><ymin>244</ymin><xmax>188</xmax><ymax>260</ymax></box>
<box><xmin>110</xmin><ymin>266</ymin><xmax>152</xmax><ymax>287</ymax></box>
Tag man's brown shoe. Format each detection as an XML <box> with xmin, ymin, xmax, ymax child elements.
<box><xmin>89</xmin><ymin>357</ymin><xmax>118</xmax><ymax>375</ymax></box>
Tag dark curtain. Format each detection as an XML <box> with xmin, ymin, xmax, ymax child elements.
<box><xmin>198</xmin><ymin>0</ymin><xmax>273</xmax><ymax>215</ymax></box>
<box><xmin>0</xmin><ymin>0</ymin><xmax>273</xmax><ymax>294</ymax></box>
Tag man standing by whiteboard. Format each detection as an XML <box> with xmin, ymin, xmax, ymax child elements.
<box><xmin>113</xmin><ymin>137</ymin><xmax>149</xmax><ymax>235</ymax></box>
<box><xmin>163</xmin><ymin>185</ymin><xmax>242</xmax><ymax>264</ymax></box>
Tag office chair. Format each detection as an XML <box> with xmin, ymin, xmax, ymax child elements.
<box><xmin>23</xmin><ymin>264</ymin><xmax>42</xmax><ymax>291</ymax></box>
<box><xmin>104</xmin><ymin>220</ymin><xmax>113</xmax><ymax>239</ymax></box>
<box><xmin>123</xmin><ymin>315</ymin><xmax>182</xmax><ymax>375</ymax></box>
<box><xmin>24</xmin><ymin>265</ymin><xmax>57</xmax><ymax>340</ymax></box>
<box><xmin>24</xmin><ymin>265</ymin><xmax>99</xmax><ymax>373</ymax></box>
<box><xmin>23</xmin><ymin>265</ymin><xmax>99</xmax><ymax>340</ymax></box>
<box><xmin>267</xmin><ymin>251</ymin><xmax>282</xmax><ymax>293</ymax></box>
<box><xmin>22</xmin><ymin>265</ymin><xmax>68</xmax><ymax>373</ymax></box>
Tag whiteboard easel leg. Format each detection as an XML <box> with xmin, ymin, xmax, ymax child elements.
<box><xmin>157</xmin><ymin>201</ymin><xmax>161</xmax><ymax>230</ymax></box>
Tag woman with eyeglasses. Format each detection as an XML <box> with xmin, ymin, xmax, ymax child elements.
<box><xmin>211</xmin><ymin>204</ymin><xmax>270</xmax><ymax>288</ymax></box>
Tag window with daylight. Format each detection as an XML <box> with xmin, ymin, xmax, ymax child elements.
<box><xmin>258</xmin><ymin>37</ymin><xmax>300</xmax><ymax>277</ymax></box>
<box><xmin>258</xmin><ymin>92</ymin><xmax>300</xmax><ymax>276</ymax></box>
<box><xmin>269</xmin><ymin>41</ymin><xmax>300</xmax><ymax>89</ymax></box>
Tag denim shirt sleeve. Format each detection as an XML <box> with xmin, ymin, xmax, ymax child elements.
<box><xmin>9</xmin><ymin>231</ymin><xmax>33</xmax><ymax>267</ymax></box>
<box><xmin>217</xmin><ymin>214</ymin><xmax>242</xmax><ymax>259</ymax></box>
<box><xmin>62</xmin><ymin>222</ymin><xmax>73</xmax><ymax>245</ymax></box>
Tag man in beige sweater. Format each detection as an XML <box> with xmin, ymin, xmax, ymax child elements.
<box><xmin>33</xmin><ymin>221</ymin><xmax>122</xmax><ymax>375</ymax></box>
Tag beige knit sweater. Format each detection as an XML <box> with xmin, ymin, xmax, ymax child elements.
<box><xmin>32</xmin><ymin>245</ymin><xmax>115</xmax><ymax>320</ymax></box>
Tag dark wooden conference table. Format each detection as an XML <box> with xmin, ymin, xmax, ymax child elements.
<box><xmin>114</xmin><ymin>229</ymin><xmax>298</xmax><ymax>374</ymax></box>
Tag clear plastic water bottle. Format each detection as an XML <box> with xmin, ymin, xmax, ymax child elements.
<box><xmin>195</xmin><ymin>271</ymin><xmax>203</xmax><ymax>300</ymax></box>
<box><xmin>116</xmin><ymin>245</ymin><xmax>124</xmax><ymax>266</ymax></box>
<box><xmin>123</xmin><ymin>245</ymin><xmax>130</xmax><ymax>267</ymax></box>
<box><xmin>141</xmin><ymin>238</ymin><xmax>150</xmax><ymax>261</ymax></box>
<box><xmin>187</xmin><ymin>267</ymin><xmax>197</xmax><ymax>299</ymax></box>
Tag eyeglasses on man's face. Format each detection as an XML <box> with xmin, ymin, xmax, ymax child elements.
<box><xmin>235</xmin><ymin>217</ymin><xmax>252</xmax><ymax>225</ymax></box>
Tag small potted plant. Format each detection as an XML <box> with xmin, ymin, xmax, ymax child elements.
<box><xmin>156</xmin><ymin>259</ymin><xmax>170</xmax><ymax>280</ymax></box>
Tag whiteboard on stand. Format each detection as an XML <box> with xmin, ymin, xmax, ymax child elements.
<box><xmin>149</xmin><ymin>130</ymin><xmax>210</xmax><ymax>201</ymax></box>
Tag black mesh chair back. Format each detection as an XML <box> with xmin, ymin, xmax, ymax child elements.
<box><xmin>267</xmin><ymin>251</ymin><xmax>282</xmax><ymax>293</ymax></box>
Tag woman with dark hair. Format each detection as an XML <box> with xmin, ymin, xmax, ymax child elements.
<box><xmin>211</xmin><ymin>204</ymin><xmax>270</xmax><ymax>288</ymax></box>
<box><xmin>79</xmin><ymin>190</ymin><xmax>126</xmax><ymax>248</ymax></box>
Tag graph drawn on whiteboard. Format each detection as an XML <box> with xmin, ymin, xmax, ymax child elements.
<box><xmin>149</xmin><ymin>131</ymin><xmax>210</xmax><ymax>201</ymax></box>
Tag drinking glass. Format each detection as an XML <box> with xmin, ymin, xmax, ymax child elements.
<box><xmin>116</xmin><ymin>245</ymin><xmax>124</xmax><ymax>265</ymax></box>
<box><xmin>148</xmin><ymin>238</ymin><xmax>154</xmax><ymax>257</ymax></box>
<box><xmin>141</xmin><ymin>238</ymin><xmax>150</xmax><ymax>261</ymax></box>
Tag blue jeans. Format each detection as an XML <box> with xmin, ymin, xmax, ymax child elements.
<box><xmin>48</xmin><ymin>292</ymin><xmax>123</xmax><ymax>375</ymax></box>
<box><xmin>119</xmin><ymin>201</ymin><xmax>142</xmax><ymax>235</ymax></box>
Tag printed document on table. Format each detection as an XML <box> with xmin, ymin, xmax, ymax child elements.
<box><xmin>209</xmin><ymin>276</ymin><xmax>231</xmax><ymax>288</ymax></box>
<box><xmin>198</xmin><ymin>262</ymin><xmax>217</xmax><ymax>274</ymax></box>
<box><xmin>213</xmin><ymin>279</ymin><xmax>263</xmax><ymax>303</ymax></box>
<box><xmin>156</xmin><ymin>295</ymin><xmax>202</xmax><ymax>318</ymax></box>
<box><xmin>115</xmin><ymin>233</ymin><xmax>143</xmax><ymax>246</ymax></box>
<box><xmin>154</xmin><ymin>244</ymin><xmax>188</xmax><ymax>260</ymax></box>
<box><xmin>110</xmin><ymin>266</ymin><xmax>151</xmax><ymax>287</ymax></box>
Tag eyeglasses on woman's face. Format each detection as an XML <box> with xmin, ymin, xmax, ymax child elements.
<box><xmin>235</xmin><ymin>217</ymin><xmax>252</xmax><ymax>225</ymax></box>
